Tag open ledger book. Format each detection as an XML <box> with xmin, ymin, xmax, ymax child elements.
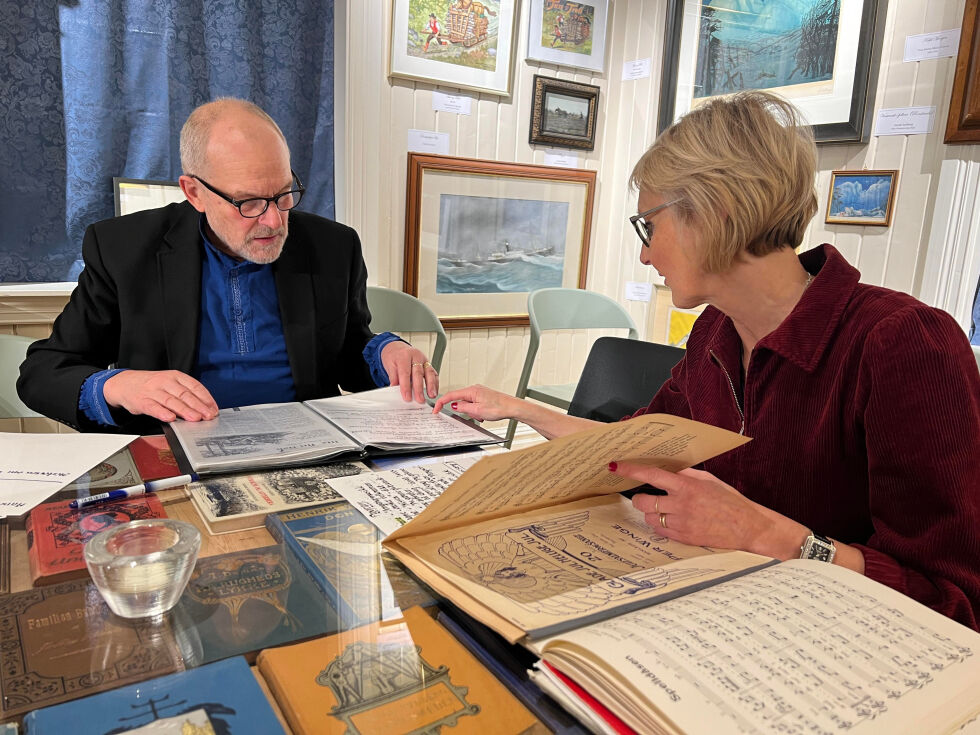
<box><xmin>165</xmin><ymin>387</ymin><xmax>502</xmax><ymax>474</ymax></box>
<box><xmin>527</xmin><ymin>560</ymin><xmax>980</xmax><ymax>735</ymax></box>
<box><xmin>383</xmin><ymin>413</ymin><xmax>775</xmax><ymax>644</ymax></box>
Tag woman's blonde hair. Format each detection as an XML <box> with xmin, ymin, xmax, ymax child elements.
<box><xmin>630</xmin><ymin>91</ymin><xmax>817</xmax><ymax>273</ymax></box>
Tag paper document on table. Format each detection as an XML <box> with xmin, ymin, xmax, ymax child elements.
<box><xmin>330</xmin><ymin>457</ymin><xmax>480</xmax><ymax>535</ymax></box>
<box><xmin>387</xmin><ymin>413</ymin><xmax>750</xmax><ymax>541</ymax></box>
<box><xmin>0</xmin><ymin>433</ymin><xmax>137</xmax><ymax>517</ymax></box>
<box><xmin>306</xmin><ymin>388</ymin><xmax>492</xmax><ymax>448</ymax></box>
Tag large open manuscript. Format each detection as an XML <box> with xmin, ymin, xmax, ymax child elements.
<box><xmin>383</xmin><ymin>414</ymin><xmax>772</xmax><ymax>643</ymax></box>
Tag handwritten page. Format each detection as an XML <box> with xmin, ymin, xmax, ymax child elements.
<box><xmin>306</xmin><ymin>387</ymin><xmax>494</xmax><ymax>448</ymax></box>
<box><xmin>387</xmin><ymin>413</ymin><xmax>749</xmax><ymax>541</ymax></box>
<box><xmin>0</xmin><ymin>433</ymin><xmax>137</xmax><ymax>517</ymax></box>
<box><xmin>330</xmin><ymin>458</ymin><xmax>478</xmax><ymax>535</ymax></box>
<box><xmin>537</xmin><ymin>560</ymin><xmax>980</xmax><ymax>734</ymax></box>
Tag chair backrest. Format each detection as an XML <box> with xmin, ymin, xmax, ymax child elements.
<box><xmin>0</xmin><ymin>334</ymin><xmax>41</xmax><ymax>418</ymax></box>
<box><xmin>567</xmin><ymin>336</ymin><xmax>685</xmax><ymax>422</ymax></box>
<box><xmin>515</xmin><ymin>288</ymin><xmax>639</xmax><ymax>402</ymax></box>
<box><xmin>366</xmin><ymin>286</ymin><xmax>448</xmax><ymax>372</ymax></box>
<box><xmin>973</xmin><ymin>345</ymin><xmax>980</xmax><ymax>374</ymax></box>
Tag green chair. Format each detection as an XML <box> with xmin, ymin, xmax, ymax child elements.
<box><xmin>0</xmin><ymin>334</ymin><xmax>41</xmax><ymax>418</ymax></box>
<box><xmin>366</xmin><ymin>286</ymin><xmax>448</xmax><ymax>372</ymax></box>
<box><xmin>505</xmin><ymin>288</ymin><xmax>638</xmax><ymax>446</ymax></box>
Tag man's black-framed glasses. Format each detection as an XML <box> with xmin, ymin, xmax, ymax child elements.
<box><xmin>192</xmin><ymin>170</ymin><xmax>305</xmax><ymax>218</ymax></box>
<box><xmin>629</xmin><ymin>199</ymin><xmax>680</xmax><ymax>245</ymax></box>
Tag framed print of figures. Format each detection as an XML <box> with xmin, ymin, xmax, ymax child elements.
<box><xmin>529</xmin><ymin>75</ymin><xmax>600</xmax><ymax>150</ymax></box>
<box><xmin>405</xmin><ymin>154</ymin><xmax>597</xmax><ymax>328</ymax></box>
<box><xmin>389</xmin><ymin>0</ymin><xmax>518</xmax><ymax>96</ymax></box>
<box><xmin>825</xmin><ymin>170</ymin><xmax>898</xmax><ymax>226</ymax></box>
<box><xmin>526</xmin><ymin>0</ymin><xmax>610</xmax><ymax>72</ymax></box>
<box><xmin>659</xmin><ymin>0</ymin><xmax>888</xmax><ymax>143</ymax></box>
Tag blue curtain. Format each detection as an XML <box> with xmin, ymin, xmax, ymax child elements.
<box><xmin>0</xmin><ymin>0</ymin><xmax>334</xmax><ymax>283</ymax></box>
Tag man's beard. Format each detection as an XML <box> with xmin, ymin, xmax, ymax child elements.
<box><xmin>238</xmin><ymin>224</ymin><xmax>288</xmax><ymax>264</ymax></box>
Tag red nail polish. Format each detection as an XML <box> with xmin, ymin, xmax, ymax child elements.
<box><xmin>608</xmin><ymin>461</ymin><xmax>618</xmax><ymax>472</ymax></box>
<box><xmin>451</xmin><ymin>402</ymin><xmax>458</xmax><ymax>410</ymax></box>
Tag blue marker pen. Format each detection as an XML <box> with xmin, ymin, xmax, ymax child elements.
<box><xmin>69</xmin><ymin>474</ymin><xmax>199</xmax><ymax>510</ymax></box>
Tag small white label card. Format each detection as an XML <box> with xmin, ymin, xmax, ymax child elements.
<box><xmin>407</xmin><ymin>129</ymin><xmax>450</xmax><ymax>154</ymax></box>
<box><xmin>904</xmin><ymin>29</ymin><xmax>960</xmax><ymax>62</ymax></box>
<box><xmin>622</xmin><ymin>58</ymin><xmax>652</xmax><ymax>81</ymax></box>
<box><xmin>875</xmin><ymin>106</ymin><xmax>936</xmax><ymax>136</ymax></box>
<box><xmin>624</xmin><ymin>281</ymin><xmax>653</xmax><ymax>302</ymax></box>
<box><xmin>543</xmin><ymin>150</ymin><xmax>579</xmax><ymax>168</ymax></box>
<box><xmin>432</xmin><ymin>91</ymin><xmax>472</xmax><ymax>115</ymax></box>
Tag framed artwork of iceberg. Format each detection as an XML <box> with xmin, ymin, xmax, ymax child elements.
<box><xmin>825</xmin><ymin>170</ymin><xmax>898</xmax><ymax>227</ymax></box>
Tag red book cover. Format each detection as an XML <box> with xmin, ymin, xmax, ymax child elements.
<box><xmin>25</xmin><ymin>496</ymin><xmax>168</xmax><ymax>586</ymax></box>
<box><xmin>128</xmin><ymin>435</ymin><xmax>180</xmax><ymax>481</ymax></box>
<box><xmin>543</xmin><ymin>662</ymin><xmax>636</xmax><ymax>735</ymax></box>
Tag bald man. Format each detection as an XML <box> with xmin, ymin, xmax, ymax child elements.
<box><xmin>18</xmin><ymin>99</ymin><xmax>438</xmax><ymax>434</ymax></box>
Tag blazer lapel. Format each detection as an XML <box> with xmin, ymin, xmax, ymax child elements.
<box><xmin>158</xmin><ymin>204</ymin><xmax>203</xmax><ymax>373</ymax></box>
<box><xmin>274</xmin><ymin>238</ymin><xmax>317</xmax><ymax>398</ymax></box>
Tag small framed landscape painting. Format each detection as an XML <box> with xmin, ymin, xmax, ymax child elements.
<box><xmin>526</xmin><ymin>0</ymin><xmax>609</xmax><ymax>73</ymax></box>
<box><xmin>389</xmin><ymin>0</ymin><xmax>518</xmax><ymax>96</ymax></box>
<box><xmin>825</xmin><ymin>170</ymin><xmax>898</xmax><ymax>227</ymax></box>
<box><xmin>405</xmin><ymin>153</ymin><xmax>597</xmax><ymax>328</ymax></box>
<box><xmin>529</xmin><ymin>75</ymin><xmax>600</xmax><ymax>150</ymax></box>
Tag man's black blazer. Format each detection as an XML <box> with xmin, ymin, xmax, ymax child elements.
<box><xmin>17</xmin><ymin>201</ymin><xmax>377</xmax><ymax>434</ymax></box>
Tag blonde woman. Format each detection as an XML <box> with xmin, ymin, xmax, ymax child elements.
<box><xmin>434</xmin><ymin>91</ymin><xmax>980</xmax><ymax>630</ymax></box>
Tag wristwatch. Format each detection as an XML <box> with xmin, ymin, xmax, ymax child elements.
<box><xmin>800</xmin><ymin>532</ymin><xmax>836</xmax><ymax>563</ymax></box>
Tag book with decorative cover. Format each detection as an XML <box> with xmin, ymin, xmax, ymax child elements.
<box><xmin>176</xmin><ymin>544</ymin><xmax>341</xmax><ymax>664</ymax></box>
<box><xmin>186</xmin><ymin>462</ymin><xmax>367</xmax><ymax>534</ymax></box>
<box><xmin>21</xmin><ymin>656</ymin><xmax>286</xmax><ymax>734</ymax></box>
<box><xmin>265</xmin><ymin>501</ymin><xmax>435</xmax><ymax>629</ymax></box>
<box><xmin>257</xmin><ymin>605</ymin><xmax>547</xmax><ymax>735</ymax></box>
<box><xmin>61</xmin><ymin>446</ymin><xmax>141</xmax><ymax>492</ymax></box>
<box><xmin>0</xmin><ymin>578</ymin><xmax>187</xmax><ymax>720</ymax></box>
<box><xmin>25</xmin><ymin>495</ymin><xmax>168</xmax><ymax>586</ymax></box>
<box><xmin>128</xmin><ymin>435</ymin><xmax>180</xmax><ymax>481</ymax></box>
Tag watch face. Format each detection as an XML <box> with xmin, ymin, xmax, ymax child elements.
<box><xmin>802</xmin><ymin>535</ymin><xmax>835</xmax><ymax>563</ymax></box>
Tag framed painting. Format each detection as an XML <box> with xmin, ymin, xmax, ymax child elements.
<box><xmin>945</xmin><ymin>0</ymin><xmax>980</xmax><ymax>143</ymax></box>
<box><xmin>526</xmin><ymin>0</ymin><xmax>610</xmax><ymax>73</ymax></box>
<box><xmin>405</xmin><ymin>153</ymin><xmax>597</xmax><ymax>328</ymax></box>
<box><xmin>658</xmin><ymin>0</ymin><xmax>888</xmax><ymax>143</ymax></box>
<box><xmin>825</xmin><ymin>170</ymin><xmax>898</xmax><ymax>226</ymax></box>
<box><xmin>389</xmin><ymin>0</ymin><xmax>518</xmax><ymax>96</ymax></box>
<box><xmin>112</xmin><ymin>177</ymin><xmax>184</xmax><ymax>217</ymax></box>
<box><xmin>529</xmin><ymin>75</ymin><xmax>600</xmax><ymax>150</ymax></box>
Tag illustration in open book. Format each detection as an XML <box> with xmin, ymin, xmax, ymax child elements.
<box><xmin>438</xmin><ymin>509</ymin><xmax>719</xmax><ymax>615</ymax></box>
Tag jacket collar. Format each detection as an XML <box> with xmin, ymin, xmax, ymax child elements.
<box><xmin>706</xmin><ymin>244</ymin><xmax>861</xmax><ymax>372</ymax></box>
<box><xmin>272</xmin><ymin>218</ymin><xmax>317</xmax><ymax>398</ymax></box>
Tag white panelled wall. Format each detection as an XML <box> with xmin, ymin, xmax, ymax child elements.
<box><xmin>339</xmin><ymin>0</ymin><xmax>979</xmax><ymax>395</ymax></box>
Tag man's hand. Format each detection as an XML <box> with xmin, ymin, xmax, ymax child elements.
<box><xmin>380</xmin><ymin>341</ymin><xmax>439</xmax><ymax>403</ymax></box>
<box><xmin>103</xmin><ymin>370</ymin><xmax>219</xmax><ymax>423</ymax></box>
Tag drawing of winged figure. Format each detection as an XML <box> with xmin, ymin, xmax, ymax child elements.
<box><xmin>437</xmin><ymin>510</ymin><xmax>718</xmax><ymax>615</ymax></box>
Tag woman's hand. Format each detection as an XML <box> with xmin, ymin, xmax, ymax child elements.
<box><xmin>609</xmin><ymin>461</ymin><xmax>808</xmax><ymax>559</ymax></box>
<box><xmin>432</xmin><ymin>384</ymin><xmax>523</xmax><ymax>422</ymax></box>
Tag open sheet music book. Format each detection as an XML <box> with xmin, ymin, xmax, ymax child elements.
<box><xmin>166</xmin><ymin>387</ymin><xmax>502</xmax><ymax>474</ymax></box>
<box><xmin>383</xmin><ymin>414</ymin><xmax>773</xmax><ymax>644</ymax></box>
<box><xmin>527</xmin><ymin>560</ymin><xmax>980</xmax><ymax>735</ymax></box>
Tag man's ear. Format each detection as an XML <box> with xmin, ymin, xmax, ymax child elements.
<box><xmin>178</xmin><ymin>175</ymin><xmax>206</xmax><ymax>213</ymax></box>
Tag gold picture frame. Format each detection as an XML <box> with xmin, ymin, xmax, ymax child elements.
<box><xmin>825</xmin><ymin>170</ymin><xmax>898</xmax><ymax>227</ymax></box>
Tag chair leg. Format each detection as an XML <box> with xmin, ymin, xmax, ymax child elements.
<box><xmin>503</xmin><ymin>417</ymin><xmax>518</xmax><ymax>449</ymax></box>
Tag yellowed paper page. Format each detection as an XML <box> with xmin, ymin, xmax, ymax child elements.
<box><xmin>393</xmin><ymin>494</ymin><xmax>770</xmax><ymax>642</ymax></box>
<box><xmin>386</xmin><ymin>413</ymin><xmax>749</xmax><ymax>542</ymax></box>
<box><xmin>537</xmin><ymin>560</ymin><xmax>980</xmax><ymax>735</ymax></box>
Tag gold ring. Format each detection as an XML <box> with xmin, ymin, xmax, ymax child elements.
<box><xmin>412</xmin><ymin>362</ymin><xmax>424</xmax><ymax>368</ymax></box>
<box><xmin>659</xmin><ymin>513</ymin><xmax>668</xmax><ymax>529</ymax></box>
<box><xmin>423</xmin><ymin>361</ymin><xmax>432</xmax><ymax>368</ymax></box>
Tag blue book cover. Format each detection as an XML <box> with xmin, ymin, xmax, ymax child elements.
<box><xmin>265</xmin><ymin>501</ymin><xmax>435</xmax><ymax>629</ymax></box>
<box><xmin>22</xmin><ymin>657</ymin><xmax>285</xmax><ymax>734</ymax></box>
